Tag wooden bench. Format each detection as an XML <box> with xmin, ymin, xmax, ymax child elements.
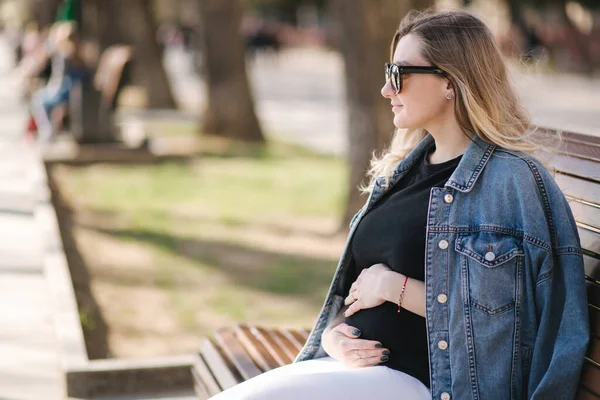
<box><xmin>192</xmin><ymin>325</ymin><xmax>310</xmax><ymax>398</ymax></box>
<box><xmin>545</xmin><ymin>128</ymin><xmax>600</xmax><ymax>399</ymax></box>
<box><xmin>192</xmin><ymin>129</ymin><xmax>600</xmax><ymax>399</ymax></box>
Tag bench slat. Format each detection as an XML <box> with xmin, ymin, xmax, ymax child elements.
<box><xmin>584</xmin><ymin>255</ymin><xmax>600</xmax><ymax>282</ymax></box>
<box><xmin>580</xmin><ymin>359</ymin><xmax>600</xmax><ymax>397</ymax></box>
<box><xmin>556</xmin><ymin>173</ymin><xmax>600</xmax><ymax>207</ymax></box>
<box><xmin>551</xmin><ymin>154</ymin><xmax>600</xmax><ymax>181</ymax></box>
<box><xmin>251</xmin><ymin>326</ymin><xmax>293</xmax><ymax>366</ymax></box>
<box><xmin>268</xmin><ymin>329</ymin><xmax>302</xmax><ymax>362</ymax></box>
<box><xmin>569</xmin><ymin>201</ymin><xmax>600</xmax><ymax>231</ymax></box>
<box><xmin>577</xmin><ymin>385</ymin><xmax>600</xmax><ymax>400</ymax></box>
<box><xmin>588</xmin><ymin>279</ymin><xmax>600</xmax><ymax>309</ymax></box>
<box><xmin>281</xmin><ymin>329</ymin><xmax>306</xmax><ymax>354</ymax></box>
<box><xmin>199</xmin><ymin>338</ymin><xmax>241</xmax><ymax>391</ymax></box>
<box><xmin>538</xmin><ymin>128</ymin><xmax>600</xmax><ymax>163</ymax></box>
<box><xmin>579</xmin><ymin>226</ymin><xmax>600</xmax><ymax>256</ymax></box>
<box><xmin>234</xmin><ymin>325</ymin><xmax>280</xmax><ymax>371</ymax></box>
<box><xmin>192</xmin><ymin>353</ymin><xmax>223</xmax><ymax>397</ymax></box>
<box><xmin>588</xmin><ymin>336</ymin><xmax>600</xmax><ymax>365</ymax></box>
<box><xmin>590</xmin><ymin>305</ymin><xmax>600</xmax><ymax>339</ymax></box>
<box><xmin>214</xmin><ymin>328</ymin><xmax>263</xmax><ymax>381</ymax></box>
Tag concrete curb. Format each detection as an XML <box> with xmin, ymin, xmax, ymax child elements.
<box><xmin>33</xmin><ymin>150</ymin><xmax>194</xmax><ymax>398</ymax></box>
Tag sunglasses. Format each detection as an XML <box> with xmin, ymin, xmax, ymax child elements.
<box><xmin>385</xmin><ymin>62</ymin><xmax>447</xmax><ymax>94</ymax></box>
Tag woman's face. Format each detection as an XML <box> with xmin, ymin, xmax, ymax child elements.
<box><xmin>381</xmin><ymin>34</ymin><xmax>452</xmax><ymax>130</ymax></box>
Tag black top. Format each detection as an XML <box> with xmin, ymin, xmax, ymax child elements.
<box><xmin>341</xmin><ymin>140</ymin><xmax>462</xmax><ymax>388</ymax></box>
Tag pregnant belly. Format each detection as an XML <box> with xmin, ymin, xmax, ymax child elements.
<box><xmin>344</xmin><ymin>302</ymin><xmax>430</xmax><ymax>387</ymax></box>
<box><xmin>344</xmin><ymin>302</ymin><xmax>426</xmax><ymax>353</ymax></box>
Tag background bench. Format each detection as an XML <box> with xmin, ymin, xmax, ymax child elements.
<box><xmin>192</xmin><ymin>128</ymin><xmax>600</xmax><ymax>399</ymax></box>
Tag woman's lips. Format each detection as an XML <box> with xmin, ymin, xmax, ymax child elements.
<box><xmin>392</xmin><ymin>105</ymin><xmax>403</xmax><ymax>111</ymax></box>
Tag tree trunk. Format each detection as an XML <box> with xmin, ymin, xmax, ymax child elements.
<box><xmin>333</xmin><ymin>0</ymin><xmax>411</xmax><ymax>230</ymax></box>
<box><xmin>553</xmin><ymin>0</ymin><xmax>593</xmax><ymax>74</ymax></box>
<box><xmin>103</xmin><ymin>0</ymin><xmax>177</xmax><ymax>109</ymax></box>
<box><xmin>411</xmin><ymin>0</ymin><xmax>435</xmax><ymax>11</ymax></box>
<box><xmin>196</xmin><ymin>0</ymin><xmax>265</xmax><ymax>143</ymax></box>
<box><xmin>28</xmin><ymin>0</ymin><xmax>62</xmax><ymax>29</ymax></box>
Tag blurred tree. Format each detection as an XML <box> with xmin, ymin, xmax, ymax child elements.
<box><xmin>101</xmin><ymin>0</ymin><xmax>177</xmax><ymax>109</ymax></box>
<box><xmin>332</xmin><ymin>0</ymin><xmax>412</xmax><ymax>229</ymax></box>
<box><xmin>28</xmin><ymin>0</ymin><xmax>62</xmax><ymax>28</ymax></box>
<box><xmin>244</xmin><ymin>0</ymin><xmax>326</xmax><ymax>24</ymax></box>
<box><xmin>505</xmin><ymin>0</ymin><xmax>595</xmax><ymax>72</ymax></box>
<box><xmin>412</xmin><ymin>0</ymin><xmax>435</xmax><ymax>10</ymax></box>
<box><xmin>196</xmin><ymin>0</ymin><xmax>265</xmax><ymax>142</ymax></box>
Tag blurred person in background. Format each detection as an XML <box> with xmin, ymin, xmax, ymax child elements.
<box><xmin>210</xmin><ymin>9</ymin><xmax>588</xmax><ymax>400</ymax></box>
<box><xmin>29</xmin><ymin>21</ymin><xmax>88</xmax><ymax>142</ymax></box>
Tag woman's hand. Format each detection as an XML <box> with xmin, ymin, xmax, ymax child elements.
<box><xmin>321</xmin><ymin>322</ymin><xmax>390</xmax><ymax>368</ymax></box>
<box><xmin>343</xmin><ymin>263</ymin><xmax>396</xmax><ymax>317</ymax></box>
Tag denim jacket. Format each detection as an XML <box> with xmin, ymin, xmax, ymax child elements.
<box><xmin>294</xmin><ymin>133</ymin><xmax>589</xmax><ymax>400</ymax></box>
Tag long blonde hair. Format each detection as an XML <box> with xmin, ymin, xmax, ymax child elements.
<box><xmin>365</xmin><ymin>9</ymin><xmax>552</xmax><ymax>192</ymax></box>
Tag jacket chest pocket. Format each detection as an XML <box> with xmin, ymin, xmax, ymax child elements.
<box><xmin>455</xmin><ymin>231</ymin><xmax>524</xmax><ymax>316</ymax></box>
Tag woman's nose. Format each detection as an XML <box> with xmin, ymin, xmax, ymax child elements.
<box><xmin>381</xmin><ymin>79</ymin><xmax>394</xmax><ymax>98</ymax></box>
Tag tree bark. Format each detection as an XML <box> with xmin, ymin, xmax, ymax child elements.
<box><xmin>28</xmin><ymin>0</ymin><xmax>62</xmax><ymax>29</ymax></box>
<box><xmin>333</xmin><ymin>0</ymin><xmax>411</xmax><ymax>230</ymax></box>
<box><xmin>102</xmin><ymin>0</ymin><xmax>177</xmax><ymax>109</ymax></box>
<box><xmin>552</xmin><ymin>0</ymin><xmax>593</xmax><ymax>74</ymax></box>
<box><xmin>196</xmin><ymin>0</ymin><xmax>265</xmax><ymax>142</ymax></box>
<box><xmin>411</xmin><ymin>0</ymin><xmax>435</xmax><ymax>11</ymax></box>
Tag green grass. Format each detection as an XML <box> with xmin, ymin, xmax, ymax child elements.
<box><xmin>64</xmin><ymin>142</ymin><xmax>345</xmax><ymax>231</ymax></box>
<box><xmin>53</xmin><ymin>138</ymin><xmax>348</xmax><ymax>351</ymax></box>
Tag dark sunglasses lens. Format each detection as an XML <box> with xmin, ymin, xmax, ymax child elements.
<box><xmin>388</xmin><ymin>64</ymin><xmax>400</xmax><ymax>94</ymax></box>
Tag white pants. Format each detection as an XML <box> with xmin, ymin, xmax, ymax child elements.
<box><xmin>209</xmin><ymin>356</ymin><xmax>431</xmax><ymax>400</ymax></box>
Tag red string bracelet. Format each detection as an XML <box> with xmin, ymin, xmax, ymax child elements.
<box><xmin>397</xmin><ymin>275</ymin><xmax>409</xmax><ymax>314</ymax></box>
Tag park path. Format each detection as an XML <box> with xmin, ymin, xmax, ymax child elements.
<box><xmin>0</xmin><ymin>36</ymin><xmax>65</xmax><ymax>399</ymax></box>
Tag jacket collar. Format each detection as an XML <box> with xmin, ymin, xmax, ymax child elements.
<box><xmin>380</xmin><ymin>132</ymin><xmax>496</xmax><ymax>194</ymax></box>
<box><xmin>445</xmin><ymin>133</ymin><xmax>496</xmax><ymax>193</ymax></box>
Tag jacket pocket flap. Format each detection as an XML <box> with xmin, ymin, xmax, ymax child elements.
<box><xmin>455</xmin><ymin>231</ymin><xmax>524</xmax><ymax>267</ymax></box>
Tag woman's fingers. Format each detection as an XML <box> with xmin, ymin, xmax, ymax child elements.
<box><xmin>333</xmin><ymin>323</ymin><xmax>362</xmax><ymax>338</ymax></box>
<box><xmin>352</xmin><ymin>354</ymin><xmax>389</xmax><ymax>367</ymax></box>
<box><xmin>349</xmin><ymin>282</ymin><xmax>357</xmax><ymax>293</ymax></box>
<box><xmin>344</xmin><ymin>282</ymin><xmax>359</xmax><ymax>306</ymax></box>
<box><xmin>343</xmin><ymin>300</ymin><xmax>363</xmax><ymax>317</ymax></box>
<box><xmin>344</xmin><ymin>290</ymin><xmax>359</xmax><ymax>306</ymax></box>
<box><xmin>342</xmin><ymin>340</ymin><xmax>390</xmax><ymax>368</ymax></box>
<box><xmin>344</xmin><ymin>294</ymin><xmax>354</xmax><ymax>306</ymax></box>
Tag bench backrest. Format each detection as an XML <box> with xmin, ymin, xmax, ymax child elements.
<box><xmin>538</xmin><ymin>128</ymin><xmax>599</xmax><ymax>398</ymax></box>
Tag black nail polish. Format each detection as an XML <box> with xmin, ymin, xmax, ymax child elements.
<box><xmin>380</xmin><ymin>355</ymin><xmax>389</xmax><ymax>362</ymax></box>
<box><xmin>352</xmin><ymin>329</ymin><xmax>361</xmax><ymax>336</ymax></box>
<box><xmin>382</xmin><ymin>350</ymin><xmax>390</xmax><ymax>356</ymax></box>
<box><xmin>375</xmin><ymin>343</ymin><xmax>383</xmax><ymax>348</ymax></box>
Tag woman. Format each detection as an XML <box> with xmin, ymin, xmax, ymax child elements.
<box><xmin>210</xmin><ymin>9</ymin><xmax>589</xmax><ymax>400</ymax></box>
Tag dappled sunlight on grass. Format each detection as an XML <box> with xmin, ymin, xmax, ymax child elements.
<box><xmin>51</xmin><ymin>141</ymin><xmax>348</xmax><ymax>357</ymax></box>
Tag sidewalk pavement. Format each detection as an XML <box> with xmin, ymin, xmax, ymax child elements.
<box><xmin>0</xmin><ymin>39</ymin><xmax>65</xmax><ymax>399</ymax></box>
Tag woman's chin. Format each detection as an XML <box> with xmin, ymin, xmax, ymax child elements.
<box><xmin>393</xmin><ymin>116</ymin><xmax>411</xmax><ymax>129</ymax></box>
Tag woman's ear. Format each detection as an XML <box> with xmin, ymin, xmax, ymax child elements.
<box><xmin>445</xmin><ymin>80</ymin><xmax>455</xmax><ymax>97</ymax></box>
